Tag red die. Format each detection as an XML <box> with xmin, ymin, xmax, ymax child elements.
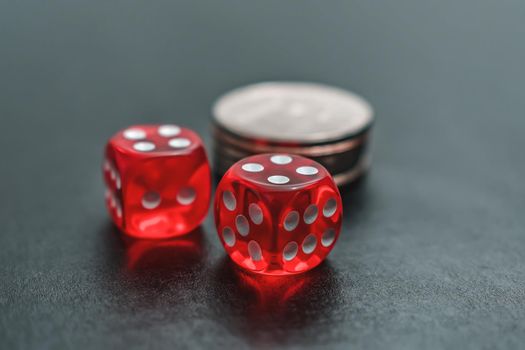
<box><xmin>103</xmin><ymin>124</ymin><xmax>211</xmax><ymax>238</ymax></box>
<box><xmin>214</xmin><ymin>154</ymin><xmax>342</xmax><ymax>275</ymax></box>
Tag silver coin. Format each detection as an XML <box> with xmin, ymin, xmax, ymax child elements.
<box><xmin>213</xmin><ymin>82</ymin><xmax>373</xmax><ymax>144</ymax></box>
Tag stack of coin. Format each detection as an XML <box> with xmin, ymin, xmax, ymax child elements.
<box><xmin>212</xmin><ymin>82</ymin><xmax>374</xmax><ymax>187</ymax></box>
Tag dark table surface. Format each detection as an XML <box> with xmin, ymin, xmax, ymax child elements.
<box><xmin>1</xmin><ymin>1</ymin><xmax>524</xmax><ymax>349</ymax></box>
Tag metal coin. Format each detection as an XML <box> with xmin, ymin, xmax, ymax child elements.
<box><xmin>213</xmin><ymin>82</ymin><xmax>373</xmax><ymax>144</ymax></box>
<box><xmin>213</xmin><ymin>124</ymin><xmax>370</xmax><ymax>157</ymax></box>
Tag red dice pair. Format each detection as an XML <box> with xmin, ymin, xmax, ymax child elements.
<box><xmin>103</xmin><ymin>125</ymin><xmax>342</xmax><ymax>275</ymax></box>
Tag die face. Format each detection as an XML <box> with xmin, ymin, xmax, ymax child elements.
<box><xmin>122</xmin><ymin>149</ymin><xmax>210</xmax><ymax>238</ymax></box>
<box><xmin>216</xmin><ymin>181</ymin><xmax>275</xmax><ymax>272</ymax></box>
<box><xmin>232</xmin><ymin>154</ymin><xmax>326</xmax><ymax>192</ymax></box>
<box><xmin>214</xmin><ymin>153</ymin><xmax>342</xmax><ymax>275</ymax></box>
<box><xmin>277</xmin><ymin>178</ymin><xmax>341</xmax><ymax>273</ymax></box>
<box><xmin>103</xmin><ymin>152</ymin><xmax>123</xmax><ymax>227</ymax></box>
<box><xmin>103</xmin><ymin>125</ymin><xmax>211</xmax><ymax>238</ymax></box>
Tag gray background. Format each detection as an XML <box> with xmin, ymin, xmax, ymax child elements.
<box><xmin>1</xmin><ymin>1</ymin><xmax>524</xmax><ymax>349</ymax></box>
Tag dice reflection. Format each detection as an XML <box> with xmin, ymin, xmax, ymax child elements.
<box><xmin>210</xmin><ymin>257</ymin><xmax>342</xmax><ymax>340</ymax></box>
<box><xmin>122</xmin><ymin>227</ymin><xmax>205</xmax><ymax>273</ymax></box>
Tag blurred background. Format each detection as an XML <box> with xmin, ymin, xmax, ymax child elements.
<box><xmin>1</xmin><ymin>1</ymin><xmax>524</xmax><ymax>349</ymax></box>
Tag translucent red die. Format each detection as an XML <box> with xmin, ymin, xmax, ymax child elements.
<box><xmin>214</xmin><ymin>154</ymin><xmax>342</xmax><ymax>275</ymax></box>
<box><xmin>103</xmin><ymin>124</ymin><xmax>211</xmax><ymax>238</ymax></box>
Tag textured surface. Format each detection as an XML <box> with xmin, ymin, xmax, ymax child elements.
<box><xmin>1</xmin><ymin>1</ymin><xmax>524</xmax><ymax>349</ymax></box>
